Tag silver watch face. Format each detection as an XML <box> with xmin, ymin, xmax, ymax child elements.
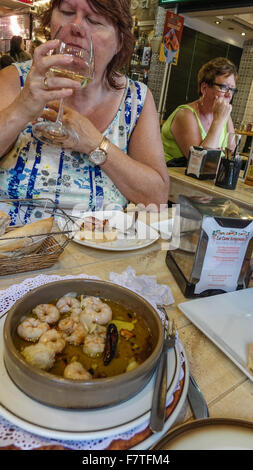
<box><xmin>88</xmin><ymin>149</ymin><xmax>106</xmax><ymax>165</ymax></box>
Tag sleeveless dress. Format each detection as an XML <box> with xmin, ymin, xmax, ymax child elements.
<box><xmin>161</xmin><ymin>104</ymin><xmax>229</xmax><ymax>165</ymax></box>
<box><xmin>0</xmin><ymin>61</ymin><xmax>147</xmax><ymax>222</ymax></box>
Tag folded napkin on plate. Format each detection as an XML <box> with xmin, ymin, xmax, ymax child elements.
<box><xmin>109</xmin><ymin>266</ymin><xmax>174</xmax><ymax>308</ymax></box>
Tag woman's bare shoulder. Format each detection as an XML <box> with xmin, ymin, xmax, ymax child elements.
<box><xmin>173</xmin><ymin>104</ymin><xmax>198</xmax><ymax>127</ymax></box>
<box><xmin>0</xmin><ymin>65</ymin><xmax>21</xmax><ymax>111</ymax></box>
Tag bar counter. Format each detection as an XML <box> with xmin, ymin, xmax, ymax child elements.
<box><xmin>168</xmin><ymin>166</ymin><xmax>253</xmax><ymax>212</ymax></box>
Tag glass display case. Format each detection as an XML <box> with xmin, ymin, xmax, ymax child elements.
<box><xmin>166</xmin><ymin>195</ymin><xmax>253</xmax><ymax>298</ymax></box>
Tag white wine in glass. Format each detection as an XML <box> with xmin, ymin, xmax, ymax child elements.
<box><xmin>32</xmin><ymin>23</ymin><xmax>94</xmax><ymax>147</ymax></box>
<box><xmin>49</xmin><ymin>66</ymin><xmax>93</xmax><ymax>88</ymax></box>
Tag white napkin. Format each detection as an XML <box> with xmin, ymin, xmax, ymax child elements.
<box><xmin>109</xmin><ymin>266</ymin><xmax>174</xmax><ymax>308</ymax></box>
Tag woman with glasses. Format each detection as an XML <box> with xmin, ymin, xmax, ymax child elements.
<box><xmin>162</xmin><ymin>57</ymin><xmax>238</xmax><ymax>167</ymax></box>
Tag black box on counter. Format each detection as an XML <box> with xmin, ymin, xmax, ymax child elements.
<box><xmin>185</xmin><ymin>146</ymin><xmax>221</xmax><ymax>180</ymax></box>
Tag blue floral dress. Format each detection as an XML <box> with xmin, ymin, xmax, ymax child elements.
<box><xmin>0</xmin><ymin>60</ymin><xmax>147</xmax><ymax>220</ymax></box>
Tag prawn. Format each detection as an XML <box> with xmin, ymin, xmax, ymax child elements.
<box><xmin>58</xmin><ymin>317</ymin><xmax>86</xmax><ymax>345</ymax></box>
<box><xmin>17</xmin><ymin>317</ymin><xmax>49</xmax><ymax>342</ymax></box>
<box><xmin>58</xmin><ymin>316</ymin><xmax>77</xmax><ymax>333</ymax></box>
<box><xmin>32</xmin><ymin>304</ymin><xmax>60</xmax><ymax>324</ymax></box>
<box><xmin>70</xmin><ymin>308</ymin><xmax>82</xmax><ymax>323</ymax></box>
<box><xmin>83</xmin><ymin>324</ymin><xmax>107</xmax><ymax>357</ymax></box>
<box><xmin>80</xmin><ymin>296</ymin><xmax>103</xmax><ymax>308</ymax></box>
<box><xmin>22</xmin><ymin>343</ymin><xmax>55</xmax><ymax>370</ymax></box>
<box><xmin>66</xmin><ymin>322</ymin><xmax>86</xmax><ymax>346</ymax></box>
<box><xmin>80</xmin><ymin>297</ymin><xmax>112</xmax><ymax>328</ymax></box>
<box><xmin>63</xmin><ymin>361</ymin><xmax>92</xmax><ymax>381</ymax></box>
<box><xmin>56</xmin><ymin>296</ymin><xmax>82</xmax><ymax>314</ymax></box>
<box><xmin>39</xmin><ymin>328</ymin><xmax>66</xmax><ymax>354</ymax></box>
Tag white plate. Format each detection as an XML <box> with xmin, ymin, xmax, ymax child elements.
<box><xmin>153</xmin><ymin>418</ymin><xmax>253</xmax><ymax>450</ymax></box>
<box><xmin>178</xmin><ymin>288</ymin><xmax>253</xmax><ymax>381</ymax></box>
<box><xmin>57</xmin><ymin>211</ymin><xmax>159</xmax><ymax>251</ymax></box>
<box><xmin>150</xmin><ymin>219</ymin><xmax>173</xmax><ymax>240</ymax></box>
<box><xmin>0</xmin><ymin>316</ymin><xmax>184</xmax><ymax>441</ymax></box>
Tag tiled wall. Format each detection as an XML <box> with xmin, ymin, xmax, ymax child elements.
<box><xmin>231</xmin><ymin>39</ymin><xmax>253</xmax><ymax>127</ymax></box>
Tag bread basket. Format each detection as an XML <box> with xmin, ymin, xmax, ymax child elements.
<box><xmin>0</xmin><ymin>198</ymin><xmax>73</xmax><ymax>275</ymax></box>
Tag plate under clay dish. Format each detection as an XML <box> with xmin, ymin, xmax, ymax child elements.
<box><xmin>0</xmin><ymin>306</ymin><xmax>188</xmax><ymax>444</ymax></box>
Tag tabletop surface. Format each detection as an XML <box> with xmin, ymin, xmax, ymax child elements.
<box><xmin>0</xmin><ymin>218</ymin><xmax>253</xmax><ymax>450</ymax></box>
<box><xmin>168</xmin><ymin>167</ymin><xmax>253</xmax><ymax>211</ymax></box>
<box><xmin>235</xmin><ymin>129</ymin><xmax>253</xmax><ymax>137</ymax></box>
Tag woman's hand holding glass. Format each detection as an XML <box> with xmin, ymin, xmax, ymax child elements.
<box><xmin>32</xmin><ymin>23</ymin><xmax>94</xmax><ymax>148</ymax></box>
<box><xmin>16</xmin><ymin>40</ymin><xmax>76</xmax><ymax>123</ymax></box>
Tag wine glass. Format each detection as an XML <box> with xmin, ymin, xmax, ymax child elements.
<box><xmin>222</xmin><ymin>132</ymin><xmax>241</xmax><ymax>160</ymax></box>
<box><xmin>32</xmin><ymin>23</ymin><xmax>94</xmax><ymax>148</ymax></box>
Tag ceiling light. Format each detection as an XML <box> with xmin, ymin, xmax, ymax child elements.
<box><xmin>241</xmin><ymin>32</ymin><xmax>246</xmax><ymax>36</ymax></box>
<box><xmin>215</xmin><ymin>21</ymin><xmax>221</xmax><ymax>24</ymax></box>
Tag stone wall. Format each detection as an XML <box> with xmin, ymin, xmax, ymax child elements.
<box><xmin>147</xmin><ymin>7</ymin><xmax>166</xmax><ymax>108</ymax></box>
<box><xmin>231</xmin><ymin>39</ymin><xmax>253</xmax><ymax>127</ymax></box>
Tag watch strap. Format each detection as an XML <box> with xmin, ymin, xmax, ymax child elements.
<box><xmin>99</xmin><ymin>136</ymin><xmax>110</xmax><ymax>154</ymax></box>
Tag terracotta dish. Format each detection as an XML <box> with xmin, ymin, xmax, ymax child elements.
<box><xmin>3</xmin><ymin>279</ymin><xmax>163</xmax><ymax>409</ymax></box>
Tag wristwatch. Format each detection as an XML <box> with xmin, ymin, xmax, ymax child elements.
<box><xmin>88</xmin><ymin>136</ymin><xmax>110</xmax><ymax>165</ymax></box>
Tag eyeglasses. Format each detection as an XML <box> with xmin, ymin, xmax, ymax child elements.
<box><xmin>212</xmin><ymin>82</ymin><xmax>238</xmax><ymax>95</ymax></box>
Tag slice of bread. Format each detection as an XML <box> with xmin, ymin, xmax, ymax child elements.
<box><xmin>0</xmin><ymin>217</ymin><xmax>53</xmax><ymax>252</ymax></box>
<box><xmin>0</xmin><ymin>210</ymin><xmax>11</xmax><ymax>236</ymax></box>
<box><xmin>75</xmin><ymin>228</ymin><xmax>118</xmax><ymax>243</ymax></box>
<box><xmin>75</xmin><ymin>216</ymin><xmax>118</xmax><ymax>243</ymax></box>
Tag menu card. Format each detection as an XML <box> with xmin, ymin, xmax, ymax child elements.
<box><xmin>195</xmin><ymin>217</ymin><xmax>253</xmax><ymax>294</ymax></box>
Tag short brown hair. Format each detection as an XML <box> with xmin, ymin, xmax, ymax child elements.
<box><xmin>198</xmin><ymin>57</ymin><xmax>238</xmax><ymax>95</ymax></box>
<box><xmin>40</xmin><ymin>0</ymin><xmax>135</xmax><ymax>89</ymax></box>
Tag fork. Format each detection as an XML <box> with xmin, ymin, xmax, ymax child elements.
<box><xmin>150</xmin><ymin>318</ymin><xmax>176</xmax><ymax>433</ymax></box>
<box><xmin>116</xmin><ymin>209</ymin><xmax>138</xmax><ymax>236</ymax></box>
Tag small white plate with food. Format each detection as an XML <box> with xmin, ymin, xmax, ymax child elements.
<box><xmin>57</xmin><ymin>210</ymin><xmax>159</xmax><ymax>251</ymax></box>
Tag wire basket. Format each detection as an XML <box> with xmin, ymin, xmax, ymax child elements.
<box><xmin>0</xmin><ymin>198</ymin><xmax>73</xmax><ymax>276</ymax></box>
